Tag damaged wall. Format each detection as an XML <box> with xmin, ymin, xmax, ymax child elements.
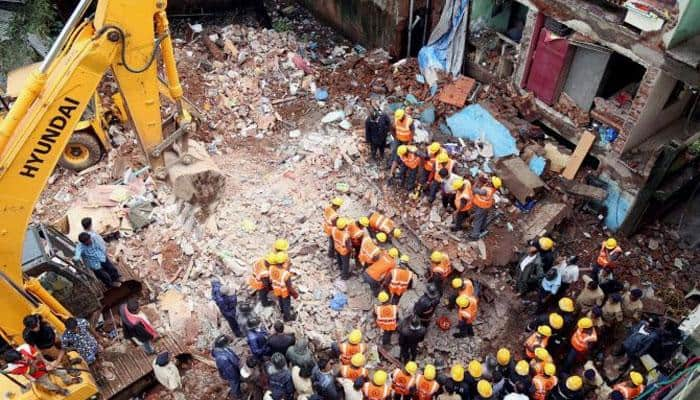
<box><xmin>664</xmin><ymin>0</ymin><xmax>700</xmax><ymax>48</ymax></box>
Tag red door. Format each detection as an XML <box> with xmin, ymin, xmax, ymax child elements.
<box><xmin>525</xmin><ymin>28</ymin><xmax>573</xmax><ymax>105</ymax></box>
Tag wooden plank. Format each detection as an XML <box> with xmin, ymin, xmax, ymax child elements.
<box><xmin>562</xmin><ymin>131</ymin><xmax>596</xmax><ymax>180</ymax></box>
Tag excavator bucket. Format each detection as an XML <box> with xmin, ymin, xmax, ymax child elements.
<box><xmin>163</xmin><ymin>140</ymin><xmax>225</xmax><ymax>206</ymax></box>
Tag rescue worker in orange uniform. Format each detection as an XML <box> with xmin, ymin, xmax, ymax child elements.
<box><xmin>524</xmin><ymin>325</ymin><xmax>552</xmax><ymax>359</ymax></box>
<box><xmin>563</xmin><ymin>317</ymin><xmax>598</xmax><ymax>372</ymax></box>
<box><xmin>273</xmin><ymin>239</ymin><xmax>292</xmax><ymax>270</ymax></box>
<box><xmin>452</xmin><ymin>177</ymin><xmax>473</xmax><ymax>231</ymax></box>
<box><xmin>391</xmin><ymin>361</ymin><xmax>418</xmax><ymax>399</ymax></box>
<box><xmin>594</xmin><ymin>237</ymin><xmax>623</xmax><ymax>282</ymax></box>
<box><xmin>334</xmin><ymin>329</ymin><xmax>367</xmax><ymax>366</ymax></box>
<box><xmin>248</xmin><ymin>252</ymin><xmax>276</xmax><ymax>307</ymax></box>
<box><xmin>332</xmin><ymin>218</ymin><xmax>353</xmax><ymax>280</ymax></box>
<box><xmin>368</xmin><ymin>211</ymin><xmax>402</xmax><ymax>242</ymax></box>
<box><xmin>428</xmin><ymin>250</ymin><xmax>452</xmax><ymax>290</ymax></box>
<box><xmin>419</xmin><ymin>142</ymin><xmax>442</xmax><ymax>186</ymax></box>
<box><xmin>348</xmin><ymin>217</ymin><xmax>370</xmax><ymax>266</ymax></box>
<box><xmin>364</xmin><ymin>248</ymin><xmax>399</xmax><ymax>296</ymax></box>
<box><xmin>469</xmin><ymin>176</ymin><xmax>501</xmax><ymax>240</ymax></box>
<box><xmin>611</xmin><ymin>371</ymin><xmax>645</xmax><ymax>400</ymax></box>
<box><xmin>363</xmin><ymin>370</ymin><xmax>391</xmax><ymax>400</ymax></box>
<box><xmin>323</xmin><ymin>198</ymin><xmax>343</xmax><ymax>257</ymax></box>
<box><xmin>530</xmin><ymin>347</ymin><xmax>553</xmax><ymax>376</ymax></box>
<box><xmin>531</xmin><ymin>363</ymin><xmax>558</xmax><ymax>400</ymax></box>
<box><xmin>448</xmin><ymin>277</ymin><xmax>477</xmax><ymax>310</ymax></box>
<box><xmin>375</xmin><ymin>291</ymin><xmax>399</xmax><ymax>345</ymax></box>
<box><xmin>384</xmin><ymin>254</ymin><xmax>414</xmax><ymax>304</ymax></box>
<box><xmin>359</xmin><ymin>233</ymin><xmax>384</xmax><ymax>268</ymax></box>
<box><xmin>454</xmin><ymin>294</ymin><xmax>479</xmax><ymax>338</ymax></box>
<box><xmin>428</xmin><ymin>152</ymin><xmax>455</xmax><ymax>205</ymax></box>
<box><xmin>394</xmin><ymin>145</ymin><xmax>421</xmax><ymax>191</ymax></box>
<box><xmin>338</xmin><ymin>353</ymin><xmax>369</xmax><ymax>381</ymax></box>
<box><xmin>415</xmin><ymin>365</ymin><xmax>440</xmax><ymax>400</ymax></box>
<box><xmin>269</xmin><ymin>252</ymin><xmax>297</xmax><ymax>321</ymax></box>
<box><xmin>389</xmin><ymin>108</ymin><xmax>415</xmax><ymax>175</ymax></box>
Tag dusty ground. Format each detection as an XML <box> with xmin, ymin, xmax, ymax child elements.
<box><xmin>33</xmin><ymin>2</ymin><xmax>699</xmax><ymax>398</ymax></box>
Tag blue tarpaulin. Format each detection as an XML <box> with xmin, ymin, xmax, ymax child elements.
<box><xmin>446</xmin><ymin>104</ymin><xmax>519</xmax><ymax>158</ymax></box>
<box><xmin>529</xmin><ymin>156</ymin><xmax>546</xmax><ymax>176</ymax></box>
<box><xmin>599</xmin><ymin>175</ymin><xmax>631</xmax><ymax>231</ymax></box>
<box><xmin>418</xmin><ymin>0</ymin><xmax>470</xmax><ymax>86</ymax></box>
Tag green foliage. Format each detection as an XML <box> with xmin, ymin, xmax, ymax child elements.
<box><xmin>272</xmin><ymin>18</ymin><xmax>291</xmax><ymax>33</ymax></box>
<box><xmin>0</xmin><ymin>0</ymin><xmax>59</xmax><ymax>76</ymax></box>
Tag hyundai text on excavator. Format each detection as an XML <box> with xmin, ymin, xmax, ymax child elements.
<box><xmin>0</xmin><ymin>0</ymin><xmax>224</xmax><ymax>398</ymax></box>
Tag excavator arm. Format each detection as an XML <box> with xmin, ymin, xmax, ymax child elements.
<box><xmin>0</xmin><ymin>2</ymin><xmax>219</xmax><ymax>398</ymax></box>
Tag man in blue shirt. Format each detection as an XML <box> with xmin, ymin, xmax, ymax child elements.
<box><xmin>537</xmin><ymin>268</ymin><xmax>562</xmax><ymax>313</ymax></box>
<box><xmin>73</xmin><ymin>219</ymin><xmax>121</xmax><ymax>288</ymax></box>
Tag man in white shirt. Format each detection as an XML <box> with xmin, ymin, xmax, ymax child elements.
<box><xmin>152</xmin><ymin>352</ymin><xmax>181</xmax><ymax>391</ymax></box>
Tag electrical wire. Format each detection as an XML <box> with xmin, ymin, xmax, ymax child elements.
<box><xmin>637</xmin><ymin>358</ymin><xmax>699</xmax><ymax>400</ymax></box>
<box><xmin>95</xmin><ymin>25</ymin><xmax>167</xmax><ymax>74</ymax></box>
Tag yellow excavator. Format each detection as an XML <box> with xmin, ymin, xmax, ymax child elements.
<box><xmin>0</xmin><ymin>0</ymin><xmax>223</xmax><ymax>398</ymax></box>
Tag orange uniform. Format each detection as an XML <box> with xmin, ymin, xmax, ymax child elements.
<box><xmin>332</xmin><ymin>227</ymin><xmax>351</xmax><ymax>256</ymax></box>
<box><xmin>338</xmin><ymin>342</ymin><xmax>367</xmax><ymax>365</ymax></box>
<box><xmin>395</xmin><ymin>116</ymin><xmax>413</xmax><ymax>143</ymax></box>
<box><xmin>458</xmin><ymin>295</ymin><xmax>479</xmax><ymax>324</ymax></box>
<box><xmin>524</xmin><ymin>332</ymin><xmax>550</xmax><ymax>359</ymax></box>
<box><xmin>247</xmin><ymin>259</ymin><xmax>270</xmax><ymax>290</ymax></box>
<box><xmin>369</xmin><ymin>212</ymin><xmax>395</xmax><ymax>235</ymax></box>
<box><xmin>362</xmin><ymin>382</ymin><xmax>391</xmax><ymax>400</ymax></box>
<box><xmin>339</xmin><ymin>365</ymin><xmax>368</xmax><ymax>381</ymax></box>
<box><xmin>597</xmin><ymin>242</ymin><xmax>622</xmax><ymax>269</ymax></box>
<box><xmin>358</xmin><ymin>236</ymin><xmax>381</xmax><ymax>267</ymax></box>
<box><xmin>348</xmin><ymin>223</ymin><xmax>366</xmax><ymax>249</ymax></box>
<box><xmin>431</xmin><ymin>255</ymin><xmax>452</xmax><ymax>279</ymax></box>
<box><xmin>415</xmin><ymin>375</ymin><xmax>439</xmax><ymax>400</ymax></box>
<box><xmin>454</xmin><ymin>180</ymin><xmax>473</xmax><ymax>212</ymax></box>
<box><xmin>391</xmin><ymin>369</ymin><xmax>416</xmax><ymax>396</ymax></box>
<box><xmin>323</xmin><ymin>206</ymin><xmax>338</xmax><ymax>236</ymax></box>
<box><xmin>433</xmin><ymin>159</ymin><xmax>455</xmax><ymax>183</ymax></box>
<box><xmin>400</xmin><ymin>152</ymin><xmax>421</xmax><ymax>169</ymax></box>
<box><xmin>473</xmin><ymin>186</ymin><xmax>496</xmax><ymax>209</ymax></box>
<box><xmin>375</xmin><ymin>304</ymin><xmax>398</xmax><ymax>331</ymax></box>
<box><xmin>388</xmin><ymin>268</ymin><xmax>413</xmax><ymax>296</ymax></box>
<box><xmin>457</xmin><ymin>279</ymin><xmax>475</xmax><ymax>297</ymax></box>
<box><xmin>612</xmin><ymin>382</ymin><xmax>644</xmax><ymax>399</ymax></box>
<box><xmin>571</xmin><ymin>328</ymin><xmax>598</xmax><ymax>353</ymax></box>
<box><xmin>532</xmin><ymin>374</ymin><xmax>558</xmax><ymax>400</ymax></box>
<box><xmin>270</xmin><ymin>265</ymin><xmax>291</xmax><ymax>298</ymax></box>
<box><xmin>365</xmin><ymin>252</ymin><xmax>397</xmax><ymax>282</ymax></box>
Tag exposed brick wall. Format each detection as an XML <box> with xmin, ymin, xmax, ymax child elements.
<box><xmin>614</xmin><ymin>67</ymin><xmax>662</xmax><ymax>154</ymax></box>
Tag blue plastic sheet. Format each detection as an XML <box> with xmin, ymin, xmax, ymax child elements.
<box><xmin>330</xmin><ymin>292</ymin><xmax>348</xmax><ymax>311</ymax></box>
<box><xmin>446</xmin><ymin>104</ymin><xmax>519</xmax><ymax>158</ymax></box>
<box><xmin>420</xmin><ymin>107</ymin><xmax>436</xmax><ymax>125</ymax></box>
<box><xmin>599</xmin><ymin>175</ymin><xmax>630</xmax><ymax>231</ymax></box>
<box><xmin>418</xmin><ymin>0</ymin><xmax>470</xmax><ymax>85</ymax></box>
<box><xmin>529</xmin><ymin>156</ymin><xmax>546</xmax><ymax>176</ymax></box>
<box><xmin>315</xmin><ymin>88</ymin><xmax>329</xmax><ymax>101</ymax></box>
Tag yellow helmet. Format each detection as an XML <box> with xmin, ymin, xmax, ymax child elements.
<box><xmin>348</xmin><ymin>329</ymin><xmax>362</xmax><ymax>344</ymax></box>
<box><xmin>399</xmin><ymin>254</ymin><xmax>410</xmax><ymax>263</ymax></box>
<box><xmin>456</xmin><ymin>295</ymin><xmax>470</xmax><ymax>308</ymax></box>
<box><xmin>452</xmin><ymin>178</ymin><xmax>465</xmax><ymax>191</ymax></box>
<box><xmin>377</xmin><ymin>291</ymin><xmax>390</xmax><ymax>303</ymax></box>
<box><xmin>388</xmin><ymin>248</ymin><xmax>399</xmax><ymax>258</ymax></box>
<box><xmin>275</xmin><ymin>251</ymin><xmax>289</xmax><ymax>264</ymax></box>
<box><xmin>566</xmin><ymin>376</ymin><xmax>583</xmax><ymax>391</ymax></box>
<box><xmin>424</xmin><ymin>365</ymin><xmax>436</xmax><ymax>380</ymax></box>
<box><xmin>392</xmin><ymin>228</ymin><xmax>402</xmax><ymax>238</ymax></box>
<box><xmin>351</xmin><ymin>353</ymin><xmax>366</xmax><ymax>367</ymax></box>
<box><xmin>428</xmin><ymin>142</ymin><xmax>441</xmax><ymax>154</ymax></box>
<box><xmin>537</xmin><ymin>325</ymin><xmax>552</xmax><ymax>337</ymax></box>
<box><xmin>397</xmin><ymin>145</ymin><xmax>408</xmax><ymax>156</ymax></box>
<box><xmin>451</xmin><ymin>278</ymin><xmax>463</xmax><ymax>289</ymax></box>
<box><xmin>496</xmin><ymin>348</ymin><xmax>511</xmax><ymax>366</ymax></box>
<box><xmin>549</xmin><ymin>313</ymin><xmax>564</xmax><ymax>330</ymax></box>
<box><xmin>578</xmin><ymin>317</ymin><xmax>593</xmax><ymax>329</ymax></box>
<box><xmin>359</xmin><ymin>217</ymin><xmax>370</xmax><ymax>227</ymax></box>
<box><xmin>274</xmin><ymin>239</ymin><xmax>290</xmax><ymax>251</ymax></box>
<box><xmin>437</xmin><ymin>153</ymin><xmax>449</xmax><ymax>164</ymax></box>
<box><xmin>515</xmin><ymin>360</ymin><xmax>530</xmax><ymax>376</ymax></box>
<box><xmin>451</xmin><ymin>364</ymin><xmax>465</xmax><ymax>382</ymax></box>
<box><xmin>544</xmin><ymin>363</ymin><xmax>556</xmax><ymax>376</ymax></box>
<box><xmin>336</xmin><ymin>218</ymin><xmax>348</xmax><ymax>229</ymax></box>
<box><xmin>630</xmin><ymin>371</ymin><xmax>644</xmax><ymax>386</ymax></box>
<box><xmin>405</xmin><ymin>361</ymin><xmax>418</xmax><ymax>375</ymax></box>
<box><xmin>395</xmin><ymin>109</ymin><xmax>405</xmax><ymax>120</ymax></box>
<box><xmin>559</xmin><ymin>297</ymin><xmax>575</xmax><ymax>313</ymax></box>
<box><xmin>491</xmin><ymin>176</ymin><xmax>502</xmax><ymax>189</ymax></box>
<box><xmin>373</xmin><ymin>370</ymin><xmax>388</xmax><ymax>386</ymax></box>
<box><xmin>538</xmin><ymin>237</ymin><xmax>554</xmax><ymax>251</ymax></box>
<box><xmin>605</xmin><ymin>238</ymin><xmax>618</xmax><ymax>250</ymax></box>
<box><xmin>430</xmin><ymin>251</ymin><xmax>444</xmax><ymax>263</ymax></box>
<box><xmin>468</xmin><ymin>360</ymin><xmax>482</xmax><ymax>378</ymax></box>
<box><xmin>534</xmin><ymin>347</ymin><xmax>551</xmax><ymax>362</ymax></box>
<box><xmin>477</xmin><ymin>380</ymin><xmax>493</xmax><ymax>398</ymax></box>
<box><xmin>265</xmin><ymin>252</ymin><xmax>278</xmax><ymax>264</ymax></box>
<box><xmin>331</xmin><ymin>197</ymin><xmax>344</xmax><ymax>206</ymax></box>
<box><xmin>376</xmin><ymin>232</ymin><xmax>388</xmax><ymax>243</ymax></box>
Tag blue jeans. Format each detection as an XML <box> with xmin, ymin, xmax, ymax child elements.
<box><xmin>142</xmin><ymin>340</ymin><xmax>155</xmax><ymax>354</ymax></box>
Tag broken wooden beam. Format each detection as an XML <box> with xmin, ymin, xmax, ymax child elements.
<box><xmin>562</xmin><ymin>131</ymin><xmax>596</xmax><ymax>180</ymax></box>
